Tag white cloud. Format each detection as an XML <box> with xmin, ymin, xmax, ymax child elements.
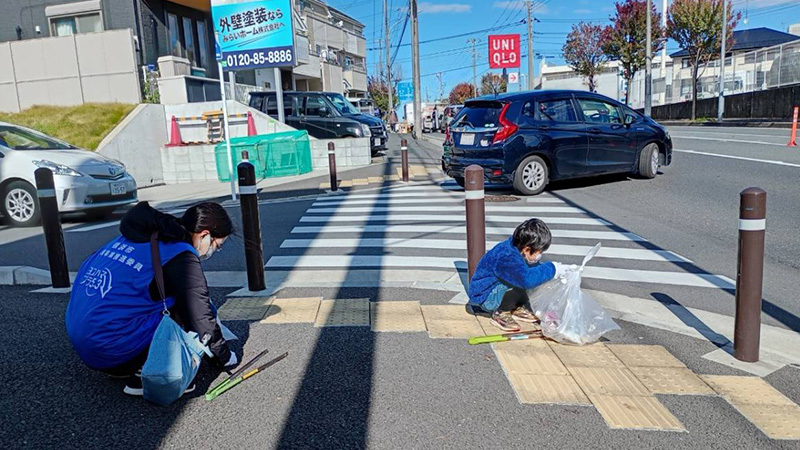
<box><xmin>418</xmin><ymin>2</ymin><xmax>472</xmax><ymax>14</ymax></box>
<box><xmin>575</xmin><ymin>9</ymin><xmax>593</xmax><ymax>14</ymax></box>
<box><xmin>492</xmin><ymin>1</ymin><xmax>549</xmax><ymax>13</ymax></box>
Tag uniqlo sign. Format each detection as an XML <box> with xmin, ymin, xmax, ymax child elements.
<box><xmin>488</xmin><ymin>34</ymin><xmax>520</xmax><ymax>69</ymax></box>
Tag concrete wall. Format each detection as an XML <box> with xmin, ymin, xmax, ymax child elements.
<box><xmin>161</xmin><ymin>144</ymin><xmax>218</xmax><ymax>184</ymax></box>
<box><xmin>0</xmin><ymin>29</ymin><xmax>140</xmax><ymax>113</ymax></box>
<box><xmin>323</xmin><ymin>62</ymin><xmax>344</xmax><ymax>92</ymax></box>
<box><xmin>310</xmin><ymin>138</ymin><xmax>371</xmax><ymax>168</ymax></box>
<box><xmin>97</xmin><ymin>104</ymin><xmax>167</xmax><ymax>187</ymax></box>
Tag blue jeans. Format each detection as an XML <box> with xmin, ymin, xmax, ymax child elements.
<box><xmin>480</xmin><ymin>283</ymin><xmax>529</xmax><ymax>313</ymax></box>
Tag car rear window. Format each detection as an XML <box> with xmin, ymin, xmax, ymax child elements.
<box><xmin>453</xmin><ymin>101</ymin><xmax>503</xmax><ymax>128</ymax></box>
<box><xmin>249</xmin><ymin>95</ymin><xmax>264</xmax><ymax>111</ymax></box>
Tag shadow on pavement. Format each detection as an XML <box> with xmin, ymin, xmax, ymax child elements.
<box><xmin>652</xmin><ymin>292</ymin><xmax>733</xmax><ymax>353</ymax></box>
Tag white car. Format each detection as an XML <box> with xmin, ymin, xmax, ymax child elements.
<box><xmin>0</xmin><ymin>122</ymin><xmax>137</xmax><ymax>227</ymax></box>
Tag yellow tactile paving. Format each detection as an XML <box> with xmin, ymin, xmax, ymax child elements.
<box><xmin>475</xmin><ymin>314</ymin><xmax>540</xmax><ymax>336</ymax></box>
<box><xmin>549</xmin><ymin>342</ymin><xmax>625</xmax><ymax>368</ymax></box>
<box><xmin>630</xmin><ymin>367</ymin><xmax>715</xmax><ymax>395</ymax></box>
<box><xmin>368</xmin><ymin>176</ymin><xmax>384</xmax><ymax>183</ymax></box>
<box><xmin>384</xmin><ymin>174</ymin><xmax>400</xmax><ymax>181</ymax></box>
<box><xmin>410</xmin><ymin>165</ymin><xmax>428</xmax><ymax>177</ymax></box>
<box><xmin>700</xmin><ymin>375</ymin><xmax>796</xmax><ymax>406</ymax></box>
<box><xmin>420</xmin><ymin>305</ymin><xmax>484</xmax><ymax>338</ymax></box>
<box><xmin>568</xmin><ymin>367</ymin><xmax>650</xmax><ymax>396</ymax></box>
<box><xmin>588</xmin><ymin>395</ymin><xmax>685</xmax><ymax>431</ymax></box>
<box><xmin>319</xmin><ymin>182</ymin><xmax>330</xmax><ymax>190</ymax></box>
<box><xmin>339</xmin><ymin>180</ymin><xmax>353</xmax><ymax>188</ymax></box>
<box><xmin>396</xmin><ymin>167</ymin><xmax>406</xmax><ymax>180</ymax></box>
<box><xmin>370</xmin><ymin>301</ymin><xmax>427</xmax><ymax>332</ymax></box>
<box><xmin>493</xmin><ymin>341</ymin><xmax>568</xmax><ymax>376</ymax></box>
<box><xmin>426</xmin><ymin>167</ymin><xmax>441</xmax><ymax>174</ymax></box>
<box><xmin>507</xmin><ymin>373</ymin><xmax>591</xmax><ymax>405</ymax></box>
<box><xmin>314</xmin><ymin>299</ymin><xmax>371</xmax><ymax>327</ymax></box>
<box><xmin>351</xmin><ymin>178</ymin><xmax>369</xmax><ymax>186</ymax></box>
<box><xmin>606</xmin><ymin>345</ymin><xmax>687</xmax><ymax>368</ymax></box>
<box><xmin>733</xmin><ymin>404</ymin><xmax>800</xmax><ymax>440</ymax></box>
<box><xmin>261</xmin><ymin>297</ymin><xmax>322</xmax><ymax>324</ymax></box>
<box><xmin>217</xmin><ymin>297</ymin><xmax>273</xmax><ymax>320</ymax></box>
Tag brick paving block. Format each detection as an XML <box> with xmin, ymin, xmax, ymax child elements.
<box><xmin>549</xmin><ymin>342</ymin><xmax>624</xmax><ymax>368</ymax></box>
<box><xmin>701</xmin><ymin>375</ymin><xmax>796</xmax><ymax>406</ymax></box>
<box><xmin>370</xmin><ymin>301</ymin><xmax>426</xmax><ymax>332</ymax></box>
<box><xmin>568</xmin><ymin>367</ymin><xmax>650</xmax><ymax>396</ymax></box>
<box><xmin>734</xmin><ymin>404</ymin><xmax>800</xmax><ymax>440</ymax></box>
<box><xmin>507</xmin><ymin>373</ymin><xmax>591</xmax><ymax>405</ymax></box>
<box><xmin>494</xmin><ymin>341</ymin><xmax>568</xmax><ymax>376</ymax></box>
<box><xmin>218</xmin><ymin>297</ymin><xmax>273</xmax><ymax>321</ymax></box>
<box><xmin>315</xmin><ymin>299</ymin><xmax>370</xmax><ymax>327</ymax></box>
<box><xmin>606</xmin><ymin>344</ymin><xmax>686</xmax><ymax>368</ymax></box>
<box><xmin>631</xmin><ymin>367</ymin><xmax>715</xmax><ymax>395</ymax></box>
<box><xmin>420</xmin><ymin>305</ymin><xmax>483</xmax><ymax>339</ymax></box>
<box><xmin>261</xmin><ymin>297</ymin><xmax>321</xmax><ymax>324</ymax></box>
<box><xmin>588</xmin><ymin>395</ymin><xmax>686</xmax><ymax>431</ymax></box>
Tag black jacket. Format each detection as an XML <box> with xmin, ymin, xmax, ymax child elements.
<box><xmin>119</xmin><ymin>202</ymin><xmax>231</xmax><ymax>365</ymax></box>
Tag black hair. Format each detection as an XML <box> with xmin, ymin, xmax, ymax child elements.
<box><xmin>180</xmin><ymin>202</ymin><xmax>233</xmax><ymax>238</ymax></box>
<box><xmin>512</xmin><ymin>218</ymin><xmax>552</xmax><ymax>253</ymax></box>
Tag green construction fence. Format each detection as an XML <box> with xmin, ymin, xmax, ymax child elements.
<box><xmin>214</xmin><ymin>130</ymin><xmax>313</xmax><ymax>182</ymax></box>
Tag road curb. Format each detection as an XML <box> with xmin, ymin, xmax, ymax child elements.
<box><xmin>0</xmin><ymin>266</ymin><xmax>56</xmax><ymax>286</ymax></box>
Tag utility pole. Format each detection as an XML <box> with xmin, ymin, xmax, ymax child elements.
<box><xmin>645</xmin><ymin>0</ymin><xmax>653</xmax><ymax>116</ymax></box>
<box><xmin>468</xmin><ymin>38</ymin><xmax>477</xmax><ymax>95</ymax></box>
<box><xmin>436</xmin><ymin>72</ymin><xmax>443</xmax><ymax>100</ymax></box>
<box><xmin>718</xmin><ymin>0</ymin><xmax>727</xmax><ymax>123</ymax></box>
<box><xmin>526</xmin><ymin>0</ymin><xmax>534</xmax><ymax>90</ymax></box>
<box><xmin>661</xmin><ymin>0</ymin><xmax>668</xmax><ymax>77</ymax></box>
<box><xmin>410</xmin><ymin>0</ymin><xmax>422</xmax><ymax>136</ymax></box>
<box><xmin>384</xmin><ymin>0</ymin><xmax>393</xmax><ymax>121</ymax></box>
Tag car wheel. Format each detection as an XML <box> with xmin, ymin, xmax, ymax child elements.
<box><xmin>2</xmin><ymin>181</ymin><xmax>41</xmax><ymax>227</ymax></box>
<box><xmin>513</xmin><ymin>155</ymin><xmax>549</xmax><ymax>196</ymax></box>
<box><xmin>638</xmin><ymin>143</ymin><xmax>659</xmax><ymax>179</ymax></box>
<box><xmin>453</xmin><ymin>176</ymin><xmax>466</xmax><ymax>188</ymax></box>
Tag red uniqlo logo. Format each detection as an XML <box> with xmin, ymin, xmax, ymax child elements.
<box><xmin>488</xmin><ymin>34</ymin><xmax>521</xmax><ymax>69</ymax></box>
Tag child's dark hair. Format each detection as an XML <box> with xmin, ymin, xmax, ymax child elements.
<box><xmin>181</xmin><ymin>202</ymin><xmax>233</xmax><ymax>238</ymax></box>
<box><xmin>512</xmin><ymin>218</ymin><xmax>552</xmax><ymax>252</ymax></box>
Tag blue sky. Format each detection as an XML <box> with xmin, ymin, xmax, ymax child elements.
<box><xmin>326</xmin><ymin>0</ymin><xmax>800</xmax><ymax>102</ymax></box>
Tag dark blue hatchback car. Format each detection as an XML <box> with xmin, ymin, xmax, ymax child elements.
<box><xmin>444</xmin><ymin>90</ymin><xmax>672</xmax><ymax>195</ymax></box>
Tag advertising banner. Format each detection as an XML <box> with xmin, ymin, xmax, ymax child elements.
<box><xmin>211</xmin><ymin>0</ymin><xmax>295</xmax><ymax>70</ymax></box>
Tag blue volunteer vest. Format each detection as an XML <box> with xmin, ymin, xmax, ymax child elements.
<box><xmin>66</xmin><ymin>236</ymin><xmax>198</xmax><ymax>370</ymax></box>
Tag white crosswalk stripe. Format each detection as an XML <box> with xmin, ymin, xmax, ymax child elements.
<box><xmin>266</xmin><ymin>182</ymin><xmax>733</xmax><ymax>293</ymax></box>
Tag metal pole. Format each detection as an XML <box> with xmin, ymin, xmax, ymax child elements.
<box><xmin>718</xmin><ymin>0</ymin><xmax>727</xmax><ymax>122</ymax></box>
<box><xmin>229</xmin><ymin>71</ymin><xmax>237</xmax><ymax>102</ymax></box>
<box><xmin>410</xmin><ymin>0</ymin><xmax>422</xmax><ymax>137</ymax></box>
<box><xmin>527</xmin><ymin>0</ymin><xmax>534</xmax><ymax>90</ymax></box>
<box><xmin>328</xmin><ymin>142</ymin><xmax>338</xmax><ymax>192</ymax></box>
<box><xmin>468</xmin><ymin>38</ymin><xmax>477</xmax><ymax>95</ymax></box>
<box><xmin>384</xmin><ymin>0</ymin><xmax>393</xmax><ymax>120</ymax></box>
<box><xmin>645</xmin><ymin>0</ymin><xmax>653</xmax><ymax>116</ymax></box>
<box><xmin>34</xmin><ymin>168</ymin><xmax>70</xmax><ymax>288</ymax></box>
<box><xmin>465</xmin><ymin>165</ymin><xmax>485</xmax><ymax>281</ymax></box>
<box><xmin>661</xmin><ymin>0</ymin><xmax>667</xmax><ymax>77</ymax></box>
<box><xmin>218</xmin><ymin>61</ymin><xmax>236</xmax><ymax>201</ymax></box>
<box><xmin>401</xmin><ymin>138</ymin><xmax>409</xmax><ymax>182</ymax></box>
<box><xmin>237</xmin><ymin>151</ymin><xmax>265</xmax><ymax>292</ymax></box>
<box><xmin>274</xmin><ymin>67</ymin><xmax>285</xmax><ymax>124</ymax></box>
<box><xmin>734</xmin><ymin>187</ymin><xmax>766</xmax><ymax>363</ymax></box>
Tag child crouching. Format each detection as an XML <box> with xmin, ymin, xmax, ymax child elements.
<box><xmin>468</xmin><ymin>218</ymin><xmax>568</xmax><ymax>331</ymax></box>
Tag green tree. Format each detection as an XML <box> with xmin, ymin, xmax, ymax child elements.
<box><xmin>563</xmin><ymin>22</ymin><xmax>609</xmax><ymax>93</ymax></box>
<box><xmin>367</xmin><ymin>75</ymin><xmax>398</xmax><ymax>118</ymax></box>
<box><xmin>601</xmin><ymin>0</ymin><xmax>664</xmax><ymax>105</ymax></box>
<box><xmin>480</xmin><ymin>73</ymin><xmax>507</xmax><ymax>96</ymax></box>
<box><xmin>668</xmin><ymin>0</ymin><xmax>740</xmax><ymax>119</ymax></box>
<box><xmin>448</xmin><ymin>82</ymin><xmax>476</xmax><ymax>104</ymax></box>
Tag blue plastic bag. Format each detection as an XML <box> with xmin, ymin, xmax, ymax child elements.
<box><xmin>141</xmin><ymin>313</ymin><xmax>211</xmax><ymax>406</ymax></box>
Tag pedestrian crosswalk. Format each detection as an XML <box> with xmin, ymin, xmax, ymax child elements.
<box><xmin>264</xmin><ymin>180</ymin><xmax>736</xmax><ymax>295</ymax></box>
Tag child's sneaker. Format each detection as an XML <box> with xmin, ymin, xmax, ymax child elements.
<box><xmin>512</xmin><ymin>307</ymin><xmax>540</xmax><ymax>324</ymax></box>
<box><xmin>491</xmin><ymin>311</ymin><xmax>521</xmax><ymax>332</ymax></box>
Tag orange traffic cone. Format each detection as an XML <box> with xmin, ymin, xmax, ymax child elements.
<box><xmin>788</xmin><ymin>106</ymin><xmax>798</xmax><ymax>147</ymax></box>
<box><xmin>167</xmin><ymin>116</ymin><xmax>184</xmax><ymax>147</ymax></box>
<box><xmin>247</xmin><ymin>111</ymin><xmax>257</xmax><ymax>136</ymax></box>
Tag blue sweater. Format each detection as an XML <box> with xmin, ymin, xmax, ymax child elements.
<box><xmin>468</xmin><ymin>237</ymin><xmax>556</xmax><ymax>307</ymax></box>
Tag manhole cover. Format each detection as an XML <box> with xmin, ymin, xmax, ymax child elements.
<box><xmin>485</xmin><ymin>195</ymin><xmax>520</xmax><ymax>203</ymax></box>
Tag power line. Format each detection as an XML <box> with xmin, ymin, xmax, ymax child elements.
<box><xmin>367</xmin><ymin>19</ymin><xmax>525</xmax><ymax>51</ymax></box>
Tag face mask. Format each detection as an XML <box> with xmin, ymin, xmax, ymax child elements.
<box><xmin>198</xmin><ymin>234</ymin><xmax>216</xmax><ymax>261</ymax></box>
<box><xmin>529</xmin><ymin>253</ymin><xmax>542</xmax><ymax>264</ymax></box>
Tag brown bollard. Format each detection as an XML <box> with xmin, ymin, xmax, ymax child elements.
<box><xmin>401</xmin><ymin>138</ymin><xmax>409</xmax><ymax>182</ymax></box>
<box><xmin>238</xmin><ymin>151</ymin><xmax>265</xmax><ymax>292</ymax></box>
<box><xmin>34</xmin><ymin>168</ymin><xmax>70</xmax><ymax>288</ymax></box>
<box><xmin>734</xmin><ymin>187</ymin><xmax>767</xmax><ymax>362</ymax></box>
<box><xmin>328</xmin><ymin>142</ymin><xmax>338</xmax><ymax>192</ymax></box>
<box><xmin>465</xmin><ymin>165</ymin><xmax>486</xmax><ymax>281</ymax></box>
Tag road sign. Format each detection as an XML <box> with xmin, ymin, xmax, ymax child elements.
<box><xmin>211</xmin><ymin>0</ymin><xmax>295</xmax><ymax>70</ymax></box>
<box><xmin>398</xmin><ymin>81</ymin><xmax>414</xmax><ymax>102</ymax></box>
<box><xmin>488</xmin><ymin>34</ymin><xmax>520</xmax><ymax>69</ymax></box>
<box><xmin>508</xmin><ymin>72</ymin><xmax>519</xmax><ymax>84</ymax></box>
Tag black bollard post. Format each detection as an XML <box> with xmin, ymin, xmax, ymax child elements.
<box><xmin>401</xmin><ymin>138</ymin><xmax>409</xmax><ymax>182</ymax></box>
<box><xmin>238</xmin><ymin>151</ymin><xmax>265</xmax><ymax>291</ymax></box>
<box><xmin>734</xmin><ymin>187</ymin><xmax>767</xmax><ymax>362</ymax></box>
<box><xmin>34</xmin><ymin>168</ymin><xmax>70</xmax><ymax>287</ymax></box>
<box><xmin>328</xmin><ymin>142</ymin><xmax>338</xmax><ymax>192</ymax></box>
<box><xmin>465</xmin><ymin>165</ymin><xmax>485</xmax><ymax>281</ymax></box>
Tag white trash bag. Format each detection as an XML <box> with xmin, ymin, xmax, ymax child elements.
<box><xmin>528</xmin><ymin>243</ymin><xmax>619</xmax><ymax>345</ymax></box>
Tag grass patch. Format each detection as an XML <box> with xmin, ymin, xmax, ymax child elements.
<box><xmin>0</xmin><ymin>103</ymin><xmax>136</xmax><ymax>150</ymax></box>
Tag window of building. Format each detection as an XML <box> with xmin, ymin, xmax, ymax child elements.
<box><xmin>168</xmin><ymin>13</ymin><xmax>181</xmax><ymax>57</ymax></box>
<box><xmin>196</xmin><ymin>21</ymin><xmax>208</xmax><ymax>69</ymax></box>
<box><xmin>183</xmin><ymin>17</ymin><xmax>195</xmax><ymax>64</ymax></box>
<box><xmin>50</xmin><ymin>12</ymin><xmax>103</xmax><ymax>36</ymax></box>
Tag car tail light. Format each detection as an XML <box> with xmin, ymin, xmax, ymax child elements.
<box><xmin>492</xmin><ymin>102</ymin><xmax>518</xmax><ymax>144</ymax></box>
<box><xmin>492</xmin><ymin>169</ymin><xmax>502</xmax><ymax>176</ymax></box>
